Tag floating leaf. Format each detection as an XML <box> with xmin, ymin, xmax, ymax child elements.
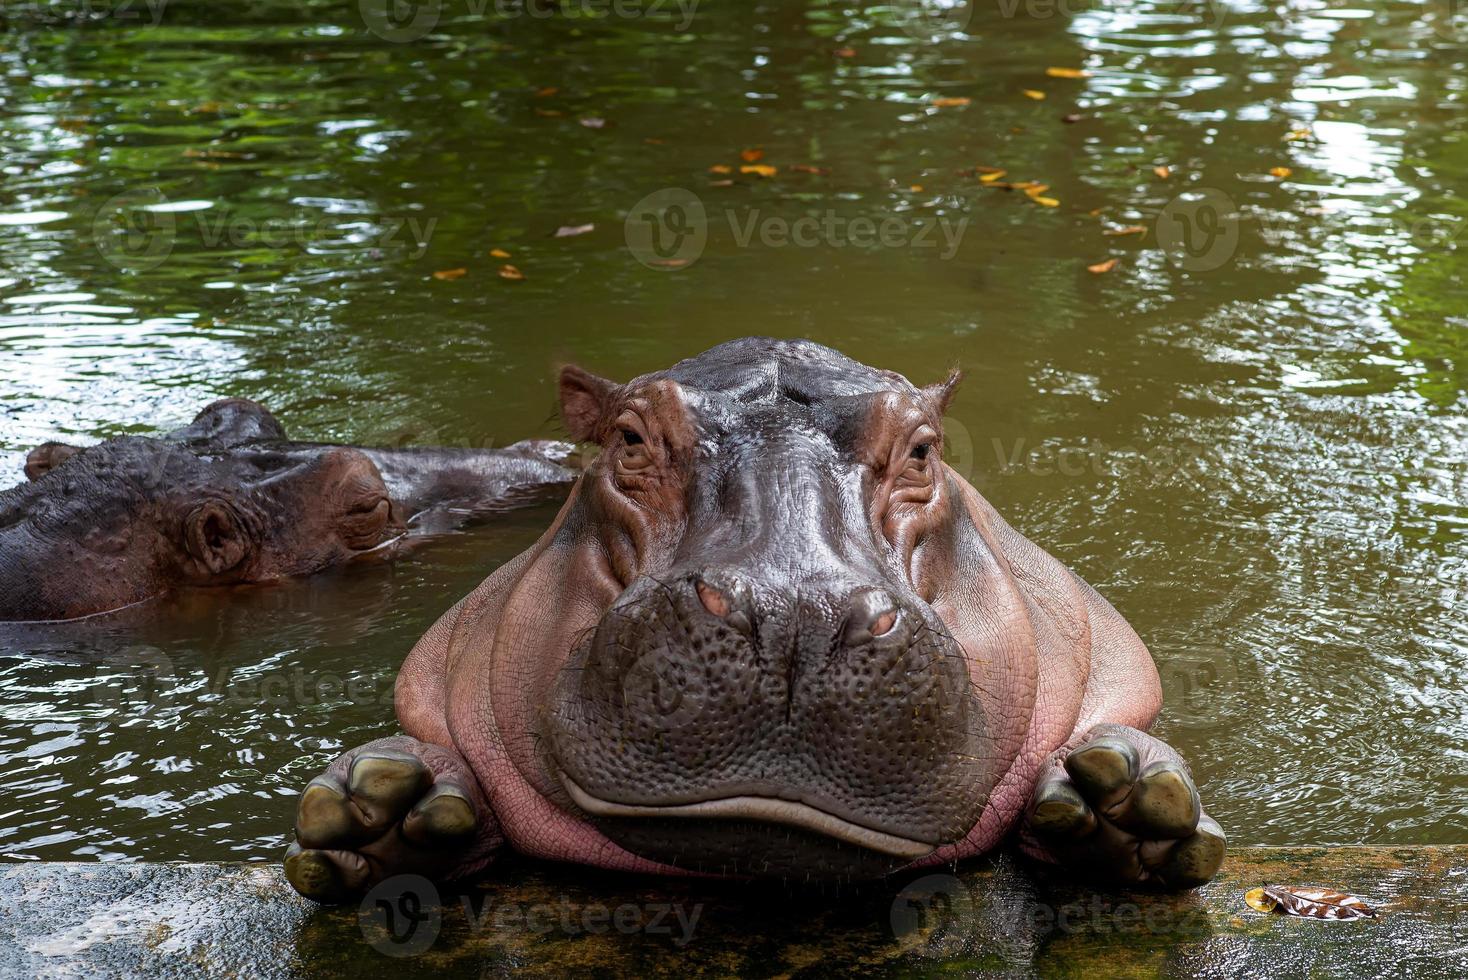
<box><xmin>644</xmin><ymin>137</ymin><xmax>664</xmax><ymax>145</ymax></box>
<box><xmin>1284</xmin><ymin>127</ymin><xmax>1313</xmax><ymax>142</ymax></box>
<box><xmin>1270</xmin><ymin>166</ymin><xmax>1293</xmax><ymax>178</ymax></box>
<box><xmin>1046</xmin><ymin>67</ymin><xmax>1092</xmax><ymax>79</ymax></box>
<box><xmin>579</xmin><ymin>117</ymin><xmax>606</xmax><ymax>129</ymax></box>
<box><xmin>1104</xmin><ymin>225</ymin><xmax>1146</xmax><ymax>237</ymax></box>
<box><xmin>432</xmin><ymin>268</ymin><xmax>467</xmax><ymax>281</ymax></box>
<box><xmin>1154</xmin><ymin>165</ymin><xmax>1172</xmax><ymax>179</ymax></box>
<box><xmin>498</xmin><ymin>264</ymin><xmax>525</xmax><ymax>281</ymax></box>
<box><xmin>909</xmin><ymin>184</ymin><xmax>924</xmax><ymax>192</ymax></box>
<box><xmin>1244</xmin><ymin>886</ymin><xmax>1376</xmax><ymax>920</ymax></box>
<box><xmin>740</xmin><ymin>164</ymin><xmax>778</xmax><ymax>177</ymax></box>
<box><xmin>979</xmin><ymin>170</ymin><xmax>1008</xmax><ymax>183</ymax></box>
<box><xmin>555</xmin><ymin>224</ymin><xmax>595</xmax><ymax>238</ymax></box>
<box><xmin>1088</xmin><ymin>258</ymin><xmax>1119</xmax><ymax>274</ymax></box>
<box><xmin>708</xmin><ymin>179</ymin><xmax>734</xmax><ymax>187</ymax></box>
<box><xmin>709</xmin><ymin>164</ymin><xmax>732</xmax><ymax>174</ymax></box>
<box><xmin>1031</xmin><ymin>196</ymin><xmax>1061</xmax><ymax>207</ymax></box>
<box><xmin>1022</xmin><ymin>89</ymin><xmax>1046</xmax><ymax>101</ymax></box>
<box><xmin>932</xmin><ymin>97</ymin><xmax>972</xmax><ymax>108</ymax></box>
<box><xmin>1021</xmin><ymin>183</ymin><xmax>1051</xmax><ymax>196</ymax></box>
<box><xmin>975</xmin><ymin>165</ymin><xmax>1006</xmax><ymax>174</ymax></box>
<box><xmin>490</xmin><ymin>248</ymin><xmax>511</xmax><ymax>258</ymax></box>
<box><xmin>834</xmin><ymin>46</ymin><xmax>857</xmax><ymax>58</ymax></box>
<box><xmin>534</xmin><ymin>86</ymin><xmax>559</xmax><ymax>97</ymax></box>
<box><xmin>740</xmin><ymin>147</ymin><xmax>765</xmax><ymax>163</ymax></box>
<box><xmin>1062</xmin><ymin>113</ymin><xmax>1084</xmax><ymax>124</ymax></box>
<box><xmin>648</xmin><ymin>258</ymin><xmax>689</xmax><ymax>268</ymax></box>
<box><xmin>790</xmin><ymin>164</ymin><xmax>830</xmax><ymax>175</ymax></box>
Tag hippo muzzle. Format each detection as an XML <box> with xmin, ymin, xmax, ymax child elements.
<box><xmin>545</xmin><ymin>409</ymin><xmax>990</xmax><ymax>878</ymax></box>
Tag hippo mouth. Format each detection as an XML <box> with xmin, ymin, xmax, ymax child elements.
<box><xmin>561</xmin><ymin>775</ymin><xmax>937</xmax><ymax>861</ymax></box>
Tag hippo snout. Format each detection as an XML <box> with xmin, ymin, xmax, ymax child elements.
<box><xmin>545</xmin><ymin>570</ymin><xmax>989</xmax><ymax>878</ymax></box>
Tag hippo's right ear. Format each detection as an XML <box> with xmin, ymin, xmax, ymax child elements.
<box><xmin>24</xmin><ymin>442</ymin><xmax>82</xmax><ymax>481</ymax></box>
<box><xmin>558</xmin><ymin>365</ymin><xmax>617</xmax><ymax>442</ymax></box>
<box><xmin>184</xmin><ymin>502</ymin><xmax>251</xmax><ymax>576</ymax></box>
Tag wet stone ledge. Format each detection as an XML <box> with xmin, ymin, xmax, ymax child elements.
<box><xmin>2</xmin><ymin>847</ymin><xmax>1465</xmax><ymax>978</ymax></box>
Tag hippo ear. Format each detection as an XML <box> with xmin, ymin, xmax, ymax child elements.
<box><xmin>24</xmin><ymin>442</ymin><xmax>81</xmax><ymax>481</ymax></box>
<box><xmin>558</xmin><ymin>365</ymin><xmax>617</xmax><ymax>442</ymax></box>
<box><xmin>184</xmin><ymin>502</ymin><xmax>250</xmax><ymax>576</ymax></box>
<box><xmin>922</xmin><ymin>368</ymin><xmax>963</xmax><ymax>415</ymax></box>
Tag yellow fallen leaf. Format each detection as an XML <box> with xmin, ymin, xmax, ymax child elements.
<box><xmin>979</xmin><ymin>170</ymin><xmax>1008</xmax><ymax>183</ymax></box>
<box><xmin>910</xmin><ymin>184</ymin><xmax>924</xmax><ymax>192</ymax></box>
<box><xmin>1046</xmin><ymin>67</ymin><xmax>1092</xmax><ymax>79</ymax></box>
<box><xmin>490</xmin><ymin>248</ymin><xmax>511</xmax><ymax>258</ymax></box>
<box><xmin>1270</xmin><ymin>166</ymin><xmax>1292</xmax><ymax>178</ymax></box>
<box><xmin>1285</xmin><ymin>127</ymin><xmax>1313</xmax><ymax>142</ymax></box>
<box><xmin>1088</xmin><ymin>258</ymin><xmax>1119</xmax><ymax>274</ymax></box>
<box><xmin>1031</xmin><ymin>195</ymin><xmax>1060</xmax><ymax>207</ymax></box>
<box><xmin>498</xmin><ymin>264</ymin><xmax>524</xmax><ymax>281</ymax></box>
<box><xmin>740</xmin><ymin>164</ymin><xmax>778</xmax><ymax>177</ymax></box>
<box><xmin>741</xmin><ymin>147</ymin><xmax>764</xmax><ymax>163</ymax></box>
<box><xmin>1022</xmin><ymin>89</ymin><xmax>1046</xmax><ymax>101</ymax></box>
<box><xmin>834</xmin><ymin>47</ymin><xmax>856</xmax><ymax>58</ymax></box>
<box><xmin>432</xmin><ymin>268</ymin><xmax>467</xmax><ymax>280</ymax></box>
<box><xmin>1244</xmin><ymin>885</ymin><xmax>1376</xmax><ymax>920</ymax></box>
<box><xmin>709</xmin><ymin>164</ymin><xmax>732</xmax><ymax>174</ymax></box>
<box><xmin>1154</xmin><ymin>165</ymin><xmax>1172</xmax><ymax>179</ymax></box>
<box><xmin>932</xmin><ymin>97</ymin><xmax>972</xmax><ymax>108</ymax></box>
<box><xmin>1103</xmin><ymin>225</ymin><xmax>1146</xmax><ymax>237</ymax></box>
<box><xmin>791</xmin><ymin>164</ymin><xmax>831</xmax><ymax>175</ymax></box>
<box><xmin>1022</xmin><ymin>183</ymin><xmax>1051</xmax><ymax>196</ymax></box>
<box><xmin>975</xmin><ymin>165</ymin><xmax>1005</xmax><ymax>174</ymax></box>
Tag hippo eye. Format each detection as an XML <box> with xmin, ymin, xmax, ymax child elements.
<box><xmin>911</xmin><ymin>443</ymin><xmax>931</xmax><ymax>461</ymax></box>
<box><xmin>621</xmin><ymin>429</ymin><xmax>644</xmax><ymax>446</ymax></box>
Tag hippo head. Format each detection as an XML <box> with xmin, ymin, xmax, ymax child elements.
<box><xmin>529</xmin><ymin>339</ymin><xmax>1030</xmax><ymax>879</ymax></box>
<box><xmin>0</xmin><ymin>401</ymin><xmax>402</xmax><ymax>621</ymax></box>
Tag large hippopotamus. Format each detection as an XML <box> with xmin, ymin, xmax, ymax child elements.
<box><xmin>284</xmin><ymin>339</ymin><xmax>1225</xmax><ymax>899</ymax></box>
<box><xmin>1</xmin><ymin>398</ymin><xmax>574</xmax><ymax>622</ymax></box>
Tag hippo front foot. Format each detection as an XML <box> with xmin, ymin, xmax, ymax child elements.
<box><xmin>283</xmin><ymin>736</ymin><xmax>502</xmax><ymax>903</ymax></box>
<box><xmin>1023</xmin><ymin>723</ymin><xmax>1225</xmax><ymax>890</ymax></box>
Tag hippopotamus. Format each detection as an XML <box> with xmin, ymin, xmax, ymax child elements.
<box><xmin>283</xmin><ymin>339</ymin><xmax>1225</xmax><ymax>900</ymax></box>
<box><xmin>1</xmin><ymin>398</ymin><xmax>575</xmax><ymax>622</ymax></box>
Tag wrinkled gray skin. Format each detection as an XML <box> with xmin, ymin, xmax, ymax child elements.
<box><xmin>1</xmin><ymin>399</ymin><xmax>574</xmax><ymax>622</ymax></box>
<box><xmin>285</xmin><ymin>339</ymin><xmax>1225</xmax><ymax>902</ymax></box>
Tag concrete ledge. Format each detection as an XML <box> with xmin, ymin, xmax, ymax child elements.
<box><xmin>3</xmin><ymin>847</ymin><xmax>1464</xmax><ymax>978</ymax></box>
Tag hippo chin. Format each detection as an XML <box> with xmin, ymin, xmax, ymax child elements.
<box><xmin>1</xmin><ymin>398</ymin><xmax>575</xmax><ymax>622</ymax></box>
<box><xmin>284</xmin><ymin>338</ymin><xmax>1225</xmax><ymax>898</ymax></box>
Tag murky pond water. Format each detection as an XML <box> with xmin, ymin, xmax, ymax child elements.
<box><xmin>0</xmin><ymin>0</ymin><xmax>1463</xmax><ymax>863</ymax></box>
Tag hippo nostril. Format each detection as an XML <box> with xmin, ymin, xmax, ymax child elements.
<box><xmin>696</xmin><ymin>579</ymin><xmax>731</xmax><ymax>619</ymax></box>
<box><xmin>871</xmin><ymin>609</ymin><xmax>898</xmax><ymax>637</ymax></box>
<box><xmin>846</xmin><ymin>589</ymin><xmax>900</xmax><ymax>644</ymax></box>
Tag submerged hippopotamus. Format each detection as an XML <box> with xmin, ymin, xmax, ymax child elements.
<box><xmin>284</xmin><ymin>339</ymin><xmax>1225</xmax><ymax>899</ymax></box>
<box><xmin>1</xmin><ymin>399</ymin><xmax>575</xmax><ymax>622</ymax></box>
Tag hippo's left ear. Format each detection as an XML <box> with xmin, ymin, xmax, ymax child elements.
<box><xmin>24</xmin><ymin>442</ymin><xmax>82</xmax><ymax>481</ymax></box>
<box><xmin>184</xmin><ymin>502</ymin><xmax>251</xmax><ymax>576</ymax></box>
<box><xmin>921</xmin><ymin>368</ymin><xmax>963</xmax><ymax>415</ymax></box>
<box><xmin>558</xmin><ymin>365</ymin><xmax>618</xmax><ymax>442</ymax></box>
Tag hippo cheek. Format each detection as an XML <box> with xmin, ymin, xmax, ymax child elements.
<box><xmin>543</xmin><ymin>576</ymin><xmax>994</xmax><ymax>880</ymax></box>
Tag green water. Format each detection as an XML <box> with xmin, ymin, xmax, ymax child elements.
<box><xmin>0</xmin><ymin>0</ymin><xmax>1463</xmax><ymax>864</ymax></box>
